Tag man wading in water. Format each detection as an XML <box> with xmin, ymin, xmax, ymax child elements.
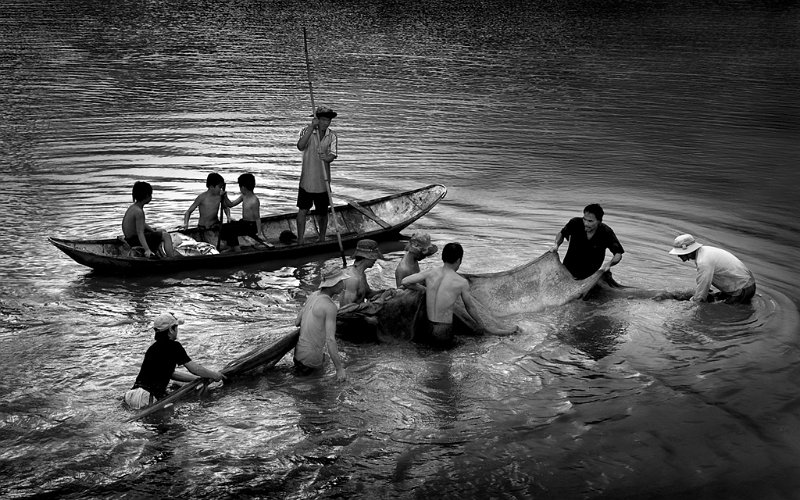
<box><xmin>401</xmin><ymin>242</ymin><xmax>520</xmax><ymax>348</ymax></box>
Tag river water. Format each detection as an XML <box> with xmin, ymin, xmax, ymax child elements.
<box><xmin>2</xmin><ymin>1</ymin><xmax>799</xmax><ymax>498</ymax></box>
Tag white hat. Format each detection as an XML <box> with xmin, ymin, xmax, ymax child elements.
<box><xmin>319</xmin><ymin>269</ymin><xmax>349</xmax><ymax>289</ymax></box>
<box><xmin>669</xmin><ymin>234</ymin><xmax>703</xmax><ymax>255</ymax></box>
<box><xmin>153</xmin><ymin>313</ymin><xmax>184</xmax><ymax>331</ymax></box>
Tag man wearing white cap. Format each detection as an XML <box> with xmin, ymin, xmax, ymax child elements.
<box><xmin>294</xmin><ymin>270</ymin><xmax>348</xmax><ymax>381</ymax></box>
<box><xmin>124</xmin><ymin>313</ymin><xmax>226</xmax><ymax>410</ymax></box>
<box><xmin>296</xmin><ymin>105</ymin><xmax>339</xmax><ymax>244</ymax></box>
<box><xmin>668</xmin><ymin>234</ymin><xmax>756</xmax><ymax>304</ymax></box>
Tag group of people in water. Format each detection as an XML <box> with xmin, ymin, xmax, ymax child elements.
<box><xmin>124</xmin><ymin>105</ymin><xmax>757</xmax><ymax>409</ymax></box>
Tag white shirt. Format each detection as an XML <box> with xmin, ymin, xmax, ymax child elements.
<box><xmin>299</xmin><ymin>127</ymin><xmax>338</xmax><ymax>193</ymax></box>
<box><xmin>693</xmin><ymin>245</ymin><xmax>754</xmax><ymax>300</ymax></box>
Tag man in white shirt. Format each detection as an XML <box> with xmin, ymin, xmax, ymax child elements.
<box><xmin>668</xmin><ymin>234</ymin><xmax>756</xmax><ymax>304</ymax></box>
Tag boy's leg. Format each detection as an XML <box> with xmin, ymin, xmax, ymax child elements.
<box><xmin>160</xmin><ymin>229</ymin><xmax>175</xmax><ymax>257</ymax></box>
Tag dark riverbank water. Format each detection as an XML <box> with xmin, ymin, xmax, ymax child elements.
<box><xmin>1</xmin><ymin>1</ymin><xmax>799</xmax><ymax>498</ymax></box>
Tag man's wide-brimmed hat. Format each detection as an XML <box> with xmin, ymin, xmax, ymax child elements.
<box><xmin>153</xmin><ymin>312</ymin><xmax>184</xmax><ymax>331</ymax></box>
<box><xmin>352</xmin><ymin>239</ymin><xmax>384</xmax><ymax>260</ymax></box>
<box><xmin>669</xmin><ymin>234</ymin><xmax>703</xmax><ymax>255</ymax></box>
<box><xmin>405</xmin><ymin>232</ymin><xmax>438</xmax><ymax>257</ymax></box>
<box><xmin>315</xmin><ymin>106</ymin><xmax>337</xmax><ymax>119</ymax></box>
<box><xmin>319</xmin><ymin>269</ymin><xmax>349</xmax><ymax>289</ymax></box>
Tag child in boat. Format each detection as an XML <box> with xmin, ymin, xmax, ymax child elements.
<box><xmin>124</xmin><ymin>312</ymin><xmax>225</xmax><ymax>410</ymax></box>
<box><xmin>122</xmin><ymin>181</ymin><xmax>176</xmax><ymax>258</ymax></box>
<box><xmin>219</xmin><ymin>173</ymin><xmax>267</xmax><ymax>251</ymax></box>
<box><xmin>182</xmin><ymin>172</ymin><xmax>231</xmax><ymax>229</ymax></box>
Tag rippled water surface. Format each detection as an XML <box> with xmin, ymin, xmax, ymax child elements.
<box><xmin>2</xmin><ymin>1</ymin><xmax>799</xmax><ymax>498</ymax></box>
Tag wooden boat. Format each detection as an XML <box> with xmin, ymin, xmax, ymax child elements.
<box><xmin>127</xmin><ymin>327</ymin><xmax>301</xmax><ymax>422</ymax></box>
<box><xmin>49</xmin><ymin>184</ymin><xmax>447</xmax><ymax>275</ymax></box>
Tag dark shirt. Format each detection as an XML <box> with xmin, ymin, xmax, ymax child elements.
<box><xmin>561</xmin><ymin>217</ymin><xmax>624</xmax><ymax>279</ymax></box>
<box><xmin>132</xmin><ymin>338</ymin><xmax>191</xmax><ymax>398</ymax></box>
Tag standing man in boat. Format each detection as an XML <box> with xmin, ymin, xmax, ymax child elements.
<box><xmin>124</xmin><ymin>313</ymin><xmax>226</xmax><ymax>409</ymax></box>
<box><xmin>296</xmin><ymin>106</ymin><xmax>338</xmax><ymax>244</ymax></box>
<box><xmin>340</xmin><ymin>239</ymin><xmax>385</xmax><ymax>307</ymax></box>
<box><xmin>401</xmin><ymin>242</ymin><xmax>520</xmax><ymax>348</ymax></box>
<box><xmin>550</xmin><ymin>203</ymin><xmax>624</xmax><ymax>280</ymax></box>
<box><xmin>395</xmin><ymin>232</ymin><xmax>439</xmax><ymax>287</ymax></box>
<box><xmin>667</xmin><ymin>233</ymin><xmax>756</xmax><ymax>304</ymax></box>
<box><xmin>294</xmin><ymin>270</ymin><xmax>348</xmax><ymax>381</ymax></box>
<box><xmin>122</xmin><ymin>181</ymin><xmax>176</xmax><ymax>258</ymax></box>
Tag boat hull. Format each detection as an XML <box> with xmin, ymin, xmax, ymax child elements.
<box><xmin>49</xmin><ymin>184</ymin><xmax>446</xmax><ymax>275</ymax></box>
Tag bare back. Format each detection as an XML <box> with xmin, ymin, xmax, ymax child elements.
<box><xmin>240</xmin><ymin>193</ymin><xmax>261</xmax><ymax>221</ymax></box>
<box><xmin>423</xmin><ymin>266</ymin><xmax>468</xmax><ymax>323</ymax></box>
<box><xmin>195</xmin><ymin>191</ymin><xmax>223</xmax><ymax>227</ymax></box>
<box><xmin>122</xmin><ymin>203</ymin><xmax>147</xmax><ymax>238</ymax></box>
<box><xmin>295</xmin><ymin>292</ymin><xmax>337</xmax><ymax>367</ymax></box>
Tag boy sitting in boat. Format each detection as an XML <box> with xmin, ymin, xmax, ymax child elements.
<box><xmin>124</xmin><ymin>312</ymin><xmax>225</xmax><ymax>410</ymax></box>
<box><xmin>122</xmin><ymin>181</ymin><xmax>176</xmax><ymax>258</ymax></box>
<box><xmin>182</xmin><ymin>172</ymin><xmax>231</xmax><ymax>231</ymax></box>
<box><xmin>219</xmin><ymin>173</ymin><xmax>270</xmax><ymax>251</ymax></box>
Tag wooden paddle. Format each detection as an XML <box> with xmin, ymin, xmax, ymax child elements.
<box><xmin>216</xmin><ymin>187</ymin><xmax>226</xmax><ymax>251</ymax></box>
<box><xmin>303</xmin><ymin>27</ymin><xmax>347</xmax><ymax>269</ymax></box>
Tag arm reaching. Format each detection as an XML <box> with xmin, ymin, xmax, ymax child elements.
<box><xmin>184</xmin><ymin>360</ymin><xmax>226</xmax><ymax>382</ymax></box>
<box><xmin>550</xmin><ymin>232</ymin><xmax>565</xmax><ymax>253</ymax></box>
<box><xmin>324</xmin><ymin>304</ymin><xmax>346</xmax><ymax>381</ymax></box>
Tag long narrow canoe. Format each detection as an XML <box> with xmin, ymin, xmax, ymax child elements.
<box><xmin>127</xmin><ymin>328</ymin><xmax>301</xmax><ymax>422</ymax></box>
<box><xmin>49</xmin><ymin>184</ymin><xmax>446</xmax><ymax>275</ymax></box>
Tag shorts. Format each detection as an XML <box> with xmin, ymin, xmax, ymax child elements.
<box><xmin>297</xmin><ymin>187</ymin><xmax>330</xmax><ymax>212</ymax></box>
<box><xmin>124</xmin><ymin>231</ymin><xmax>163</xmax><ymax>252</ymax></box>
<box><xmin>220</xmin><ymin>220</ymin><xmax>259</xmax><ymax>247</ymax></box>
<box><xmin>124</xmin><ymin>387</ymin><xmax>155</xmax><ymax>410</ymax></box>
<box><xmin>423</xmin><ymin>320</ymin><xmax>455</xmax><ymax>349</ymax></box>
<box><xmin>713</xmin><ymin>282</ymin><xmax>757</xmax><ymax>305</ymax></box>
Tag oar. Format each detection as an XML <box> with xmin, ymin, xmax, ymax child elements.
<box><xmin>303</xmin><ymin>27</ymin><xmax>347</xmax><ymax>269</ymax></box>
<box><xmin>216</xmin><ymin>188</ymin><xmax>226</xmax><ymax>251</ymax></box>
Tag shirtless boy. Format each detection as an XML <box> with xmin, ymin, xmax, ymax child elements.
<box><xmin>293</xmin><ymin>270</ymin><xmax>348</xmax><ymax>381</ymax></box>
<box><xmin>183</xmin><ymin>173</ymin><xmax>230</xmax><ymax>229</ymax></box>
<box><xmin>122</xmin><ymin>181</ymin><xmax>175</xmax><ymax>258</ymax></box>
<box><xmin>401</xmin><ymin>242</ymin><xmax>519</xmax><ymax>347</ymax></box>
<box><xmin>220</xmin><ymin>173</ymin><xmax>266</xmax><ymax>252</ymax></box>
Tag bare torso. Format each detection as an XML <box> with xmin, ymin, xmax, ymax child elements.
<box><xmin>196</xmin><ymin>191</ymin><xmax>223</xmax><ymax>227</ymax></box>
<box><xmin>394</xmin><ymin>253</ymin><xmax>420</xmax><ymax>287</ymax></box>
<box><xmin>423</xmin><ymin>267</ymin><xmax>467</xmax><ymax>323</ymax></box>
<box><xmin>340</xmin><ymin>266</ymin><xmax>369</xmax><ymax>307</ymax></box>
<box><xmin>122</xmin><ymin>203</ymin><xmax>146</xmax><ymax>238</ymax></box>
<box><xmin>240</xmin><ymin>193</ymin><xmax>261</xmax><ymax>221</ymax></box>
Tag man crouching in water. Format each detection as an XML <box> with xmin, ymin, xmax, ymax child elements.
<box><xmin>401</xmin><ymin>242</ymin><xmax>520</xmax><ymax>348</ymax></box>
<box><xmin>294</xmin><ymin>270</ymin><xmax>348</xmax><ymax>381</ymax></box>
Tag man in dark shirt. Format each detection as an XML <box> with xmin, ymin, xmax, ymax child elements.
<box><xmin>124</xmin><ymin>313</ymin><xmax>225</xmax><ymax>409</ymax></box>
<box><xmin>550</xmin><ymin>203</ymin><xmax>624</xmax><ymax>280</ymax></box>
